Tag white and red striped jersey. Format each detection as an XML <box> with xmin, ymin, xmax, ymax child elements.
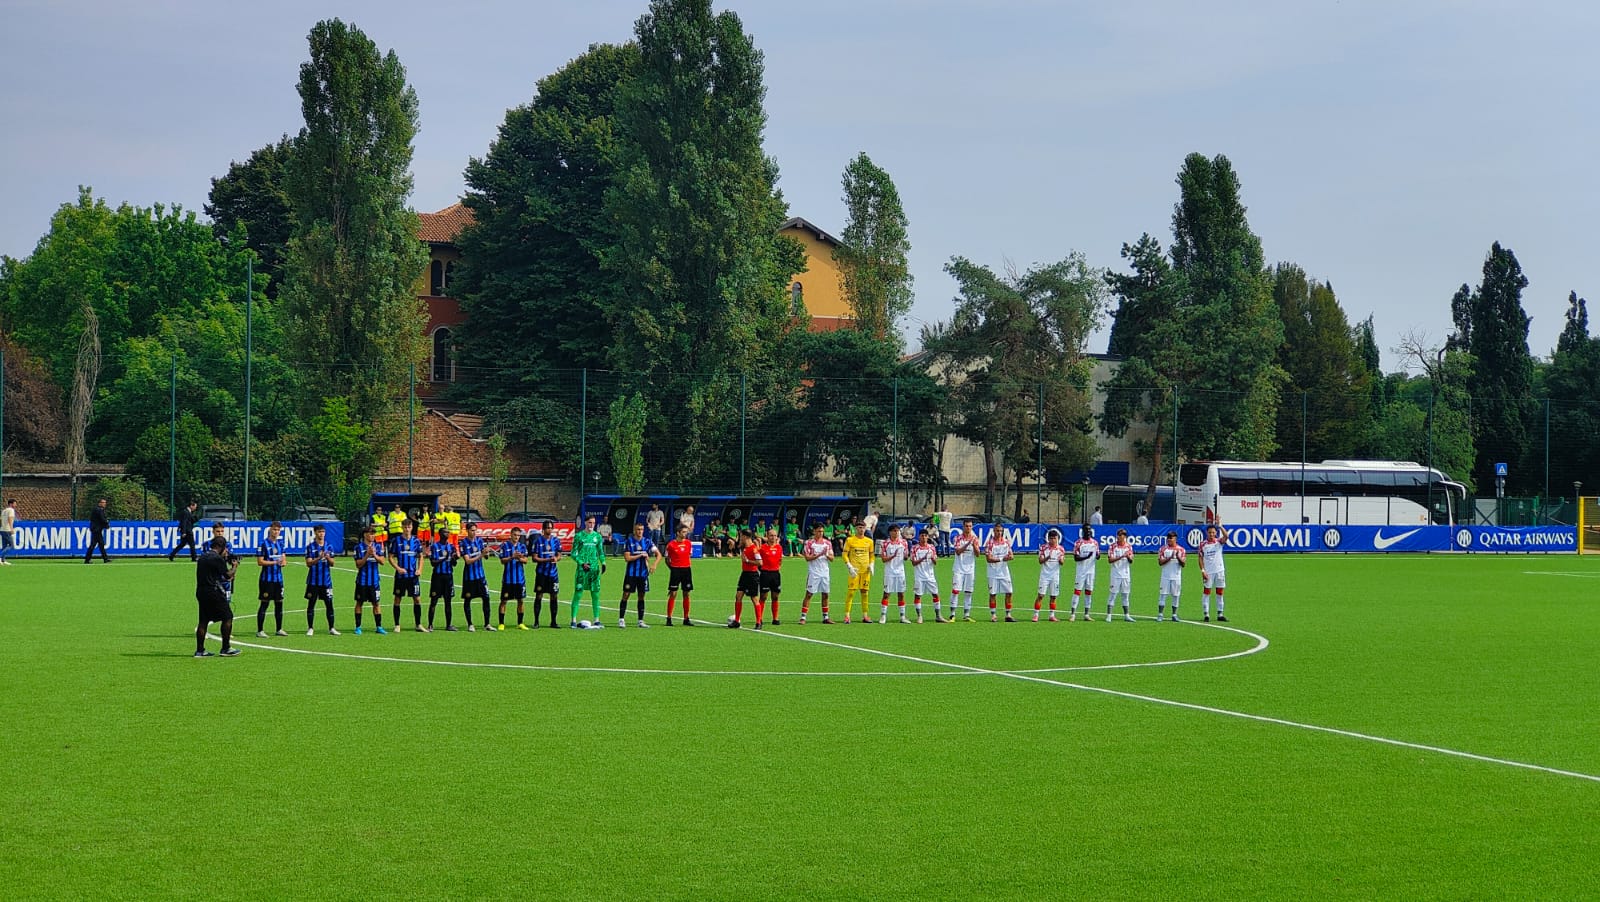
<box><xmin>1108</xmin><ymin>542</ymin><xmax>1133</xmax><ymax>580</ymax></box>
<box><xmin>1158</xmin><ymin>544</ymin><xmax>1186</xmax><ymax>577</ymax></box>
<box><xmin>911</xmin><ymin>543</ymin><xmax>938</xmax><ymax>579</ymax></box>
<box><xmin>983</xmin><ymin>533</ymin><xmax>1014</xmax><ymax>563</ymax></box>
<box><xmin>881</xmin><ymin>537</ymin><xmax>909</xmax><ymax>568</ymax></box>
<box><xmin>803</xmin><ymin>537</ymin><xmax>833</xmax><ymax>577</ymax></box>
<box><xmin>951</xmin><ymin>532</ymin><xmax>980</xmax><ymax>571</ymax></box>
<box><xmin>1072</xmin><ymin>538</ymin><xmax>1099</xmax><ymax>578</ymax></box>
<box><xmin>1038</xmin><ymin>543</ymin><xmax>1067</xmax><ymax>574</ymax></box>
<box><xmin>1200</xmin><ymin>538</ymin><xmax>1226</xmax><ymax>574</ymax></box>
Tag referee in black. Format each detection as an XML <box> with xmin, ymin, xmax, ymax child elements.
<box><xmin>169</xmin><ymin>501</ymin><xmax>200</xmax><ymax>561</ymax></box>
<box><xmin>195</xmin><ymin>537</ymin><xmax>240</xmax><ymax>657</ymax></box>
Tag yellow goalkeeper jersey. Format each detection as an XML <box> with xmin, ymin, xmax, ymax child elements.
<box><xmin>842</xmin><ymin>535</ymin><xmax>876</xmax><ymax>569</ymax></box>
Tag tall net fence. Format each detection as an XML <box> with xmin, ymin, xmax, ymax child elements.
<box><xmin>3</xmin><ymin>348</ymin><xmax>1598</xmax><ymax>528</ymax></box>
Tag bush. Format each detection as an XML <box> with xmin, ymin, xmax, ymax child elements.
<box><xmin>76</xmin><ymin>477</ymin><xmax>169</xmax><ymax>520</ymax></box>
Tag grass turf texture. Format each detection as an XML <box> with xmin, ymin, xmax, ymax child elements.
<box><xmin>2</xmin><ymin>553</ymin><xmax>1597</xmax><ymax>900</ymax></box>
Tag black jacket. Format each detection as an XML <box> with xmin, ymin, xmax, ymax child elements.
<box><xmin>90</xmin><ymin>507</ymin><xmax>110</xmax><ymax>532</ymax></box>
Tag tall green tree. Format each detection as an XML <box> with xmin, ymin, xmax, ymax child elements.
<box><xmin>1100</xmin><ymin>233</ymin><xmax>1190</xmax><ymax>512</ymax></box>
<box><xmin>1271</xmin><ymin>263</ymin><xmax>1370</xmax><ymax>461</ymax></box>
<box><xmin>205</xmin><ymin>136</ymin><xmax>293</xmax><ymax>296</ymax></box>
<box><xmin>0</xmin><ymin>190</ymin><xmax>286</xmax><ymax>464</ymax></box>
<box><xmin>926</xmin><ymin>254</ymin><xmax>1103</xmax><ymax>516</ymax></box>
<box><xmin>1546</xmin><ymin>292</ymin><xmax>1600</xmax><ymax>496</ymax></box>
<box><xmin>1167</xmin><ymin>153</ymin><xmax>1285</xmax><ymax>459</ymax></box>
<box><xmin>834</xmin><ymin>152</ymin><xmax>912</xmax><ymax>342</ymax></box>
<box><xmin>789</xmin><ymin>328</ymin><xmax>943</xmax><ymax>498</ymax></box>
<box><xmin>280</xmin><ymin>18</ymin><xmax>428</xmax><ymax>442</ymax></box>
<box><xmin>603</xmin><ymin>0</ymin><xmax>805</xmax><ymax>489</ymax></box>
<box><xmin>454</xmin><ymin>42</ymin><xmax>639</xmax><ymax>412</ymax></box>
<box><xmin>1450</xmin><ymin>242</ymin><xmax>1535</xmax><ymax>492</ymax></box>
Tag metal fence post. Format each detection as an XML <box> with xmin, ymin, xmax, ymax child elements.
<box><xmin>243</xmin><ymin>257</ymin><xmax>252</xmax><ymax>519</ymax></box>
<box><xmin>408</xmin><ymin>363</ymin><xmax>416</xmax><ymax>494</ymax></box>
<box><xmin>892</xmin><ymin>376</ymin><xmax>899</xmax><ymax>515</ymax></box>
<box><xmin>579</xmin><ymin>369</ymin><xmax>588</xmax><ymax>496</ymax></box>
<box><xmin>169</xmin><ymin>355</ymin><xmax>177</xmax><ymax>514</ymax></box>
<box><xmin>739</xmin><ymin>373</ymin><xmax>747</xmax><ymax>495</ymax></box>
<box><xmin>1035</xmin><ymin>382</ymin><xmax>1043</xmax><ymax>523</ymax></box>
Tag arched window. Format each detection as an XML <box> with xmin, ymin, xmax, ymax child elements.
<box><xmin>431</xmin><ymin>327</ymin><xmax>454</xmax><ymax>382</ymax></box>
<box><xmin>443</xmin><ymin>260</ymin><xmax>456</xmax><ymax>295</ymax></box>
<box><xmin>430</xmin><ymin>259</ymin><xmax>445</xmax><ymax>296</ymax></box>
<box><xmin>791</xmin><ymin>280</ymin><xmax>804</xmax><ymax>313</ymax></box>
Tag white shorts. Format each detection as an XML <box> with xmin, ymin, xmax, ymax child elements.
<box><xmin>883</xmin><ymin>567</ymin><xmax>906</xmax><ymax>594</ymax></box>
<box><xmin>988</xmin><ymin>572</ymin><xmax>1013</xmax><ymax>595</ymax></box>
<box><xmin>1073</xmin><ymin>570</ymin><xmax>1095</xmax><ymax>592</ymax></box>
<box><xmin>1204</xmin><ymin>570</ymin><xmax>1226</xmax><ymax>589</ymax></box>
<box><xmin>914</xmin><ymin>572</ymin><xmax>939</xmax><ymax>596</ymax></box>
<box><xmin>1109</xmin><ymin>577</ymin><xmax>1130</xmax><ymax>597</ymax></box>
<box><xmin>1037</xmin><ymin>572</ymin><xmax>1060</xmax><ymax>597</ymax></box>
<box><xmin>805</xmin><ymin>571</ymin><xmax>831</xmax><ymax>595</ymax></box>
<box><xmin>1161</xmin><ymin>576</ymin><xmax>1182</xmax><ymax>596</ymax></box>
<box><xmin>951</xmin><ymin>567</ymin><xmax>975</xmax><ymax>593</ymax></box>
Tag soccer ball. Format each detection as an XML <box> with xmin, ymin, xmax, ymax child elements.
<box><xmin>577</xmin><ymin>619</ymin><xmax>593</xmax><ymax>630</ymax></box>
<box><xmin>727</xmin><ymin>614</ymin><xmax>738</xmax><ymax>626</ymax></box>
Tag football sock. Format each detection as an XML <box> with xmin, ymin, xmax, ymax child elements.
<box><xmin>1202</xmin><ymin>592</ymin><xmax>1211</xmax><ymax>615</ymax></box>
<box><xmin>770</xmin><ymin>598</ymin><xmax>779</xmax><ymax>621</ymax></box>
<box><xmin>273</xmin><ymin>602</ymin><xmax>283</xmax><ymax>631</ymax></box>
<box><xmin>442</xmin><ymin>598</ymin><xmax>452</xmax><ymax>628</ymax></box>
<box><xmin>754</xmin><ymin>600</ymin><xmax>765</xmax><ymax>625</ymax></box>
<box><xmin>734</xmin><ymin>597</ymin><xmax>744</xmax><ymax>621</ymax></box>
<box><xmin>517</xmin><ymin>602</ymin><xmax>525</xmax><ymax>625</ymax></box>
<box><xmin>392</xmin><ymin>602</ymin><xmax>401</xmax><ymax>626</ymax></box>
<box><xmin>256</xmin><ymin>602</ymin><xmax>269</xmax><ymax>633</ymax></box>
<box><xmin>1004</xmin><ymin>598</ymin><xmax>1013</xmax><ymax>612</ymax></box>
<box><xmin>413</xmin><ymin>601</ymin><xmax>422</xmax><ymax>627</ymax></box>
<box><xmin>1217</xmin><ymin>592</ymin><xmax>1225</xmax><ymax>613</ymax></box>
<box><xmin>482</xmin><ymin>598</ymin><xmax>492</xmax><ymax>625</ymax></box>
<box><xmin>681</xmin><ymin>594</ymin><xmax>691</xmax><ymax>619</ymax></box>
<box><xmin>666</xmin><ymin>595</ymin><xmax>677</xmax><ymax>618</ymax></box>
<box><xmin>427</xmin><ymin>600</ymin><xmax>438</xmax><ymax>628</ymax></box>
<box><xmin>306</xmin><ymin>603</ymin><xmax>316</xmax><ymax>630</ymax></box>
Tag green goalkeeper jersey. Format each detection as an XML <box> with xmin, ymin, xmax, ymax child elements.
<box><xmin>571</xmin><ymin>529</ymin><xmax>604</xmax><ymax>567</ymax></box>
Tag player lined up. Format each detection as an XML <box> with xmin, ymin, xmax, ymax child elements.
<box><xmin>224</xmin><ymin>516</ymin><xmax>1232</xmax><ymax>641</ymax></box>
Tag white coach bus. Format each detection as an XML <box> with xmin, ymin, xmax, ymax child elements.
<box><xmin>1176</xmin><ymin>460</ymin><xmax>1468</xmax><ymax>527</ymax></box>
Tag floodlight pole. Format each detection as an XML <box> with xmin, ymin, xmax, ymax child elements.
<box><xmin>243</xmin><ymin>257</ymin><xmax>253</xmax><ymax>519</ymax></box>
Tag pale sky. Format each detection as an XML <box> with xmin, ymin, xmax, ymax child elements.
<box><xmin>2</xmin><ymin>0</ymin><xmax>1594</xmax><ymax>370</ymax></box>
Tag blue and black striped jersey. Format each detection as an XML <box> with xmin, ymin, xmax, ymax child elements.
<box><xmin>623</xmin><ymin>536</ymin><xmax>655</xmax><ymax>578</ymax></box>
<box><xmin>356</xmin><ymin>540</ymin><xmax>384</xmax><ymax>588</ymax></box>
<box><xmin>304</xmin><ymin>541</ymin><xmax>334</xmax><ymax>587</ymax></box>
<box><xmin>390</xmin><ymin>536</ymin><xmax>421</xmax><ymax>578</ymax></box>
<box><xmin>429</xmin><ymin>541</ymin><xmax>456</xmax><ymax>575</ymax></box>
<box><xmin>499</xmin><ymin>540</ymin><xmax>527</xmax><ymax>585</ymax></box>
<box><xmin>460</xmin><ymin>537</ymin><xmax>486</xmax><ymax>581</ymax></box>
<box><xmin>532</xmin><ymin>534</ymin><xmax>561</xmax><ymax>578</ymax></box>
<box><xmin>258</xmin><ymin>538</ymin><xmax>285</xmax><ymax>584</ymax></box>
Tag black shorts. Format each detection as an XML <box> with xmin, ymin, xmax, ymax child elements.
<box><xmin>737</xmin><ymin>571</ymin><xmax>761</xmax><ymax>596</ymax></box>
<box><xmin>304</xmin><ymin>585</ymin><xmax>333</xmax><ymax>604</ymax></box>
<box><xmin>759</xmin><ymin>570</ymin><xmax>781</xmax><ymax>593</ymax></box>
<box><xmin>355</xmin><ymin>584</ymin><xmax>380</xmax><ymax>605</ymax></box>
<box><xmin>258</xmin><ymin>581</ymin><xmax>284</xmax><ymax>602</ymax></box>
<box><xmin>501</xmin><ymin>582</ymin><xmax>525</xmax><ymax>601</ymax></box>
<box><xmin>393</xmin><ymin>575</ymin><xmax>420</xmax><ymax>598</ymax></box>
<box><xmin>462</xmin><ymin>578</ymin><xmax>488</xmax><ymax>601</ymax></box>
<box><xmin>623</xmin><ymin>574</ymin><xmax>649</xmax><ymax>595</ymax></box>
<box><xmin>667</xmin><ymin>566</ymin><xmax>693</xmax><ymax>592</ymax></box>
<box><xmin>429</xmin><ymin>572</ymin><xmax>455</xmax><ymax>599</ymax></box>
<box><xmin>534</xmin><ymin>572</ymin><xmax>558</xmax><ymax>595</ymax></box>
<box><xmin>197</xmin><ymin>593</ymin><xmax>232</xmax><ymax>624</ymax></box>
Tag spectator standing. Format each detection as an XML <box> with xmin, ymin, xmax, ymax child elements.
<box><xmin>646</xmin><ymin>503</ymin><xmax>666</xmax><ymax>549</ymax></box>
<box><xmin>1089</xmin><ymin>506</ymin><xmax>1103</xmax><ymax>526</ymax></box>
<box><xmin>0</xmin><ymin>498</ymin><xmax>15</xmax><ymax>565</ymax></box>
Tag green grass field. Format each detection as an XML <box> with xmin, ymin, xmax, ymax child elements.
<box><xmin>2</xmin><ymin>550</ymin><xmax>1598</xmax><ymax>900</ymax></box>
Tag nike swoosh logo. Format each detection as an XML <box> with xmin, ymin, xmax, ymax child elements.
<box><xmin>1373</xmin><ymin>528</ymin><xmax>1422</xmax><ymax>550</ymax></box>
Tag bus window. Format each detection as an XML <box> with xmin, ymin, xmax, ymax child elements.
<box><xmin>1218</xmin><ymin>469</ymin><xmax>1260</xmax><ymax>496</ymax></box>
<box><xmin>1359</xmin><ymin>471</ymin><xmax>1397</xmax><ymax>496</ymax></box>
<box><xmin>1324</xmin><ymin>470</ymin><xmax>1360</xmax><ymax>496</ymax></box>
<box><xmin>1257</xmin><ymin>470</ymin><xmax>1302</xmax><ymax>497</ymax></box>
<box><xmin>1179</xmin><ymin>463</ymin><xmax>1211</xmax><ymax>488</ymax></box>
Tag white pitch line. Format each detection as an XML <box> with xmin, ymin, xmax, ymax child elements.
<box><xmin>739</xmin><ymin>623</ymin><xmax>1600</xmax><ymax>785</ymax></box>
<box><xmin>1522</xmin><ymin>571</ymin><xmax>1600</xmax><ymax>578</ymax></box>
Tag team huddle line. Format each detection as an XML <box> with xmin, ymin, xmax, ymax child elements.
<box><xmin>189</xmin><ymin>516</ymin><xmax>1235</xmax><ymax>656</ymax></box>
